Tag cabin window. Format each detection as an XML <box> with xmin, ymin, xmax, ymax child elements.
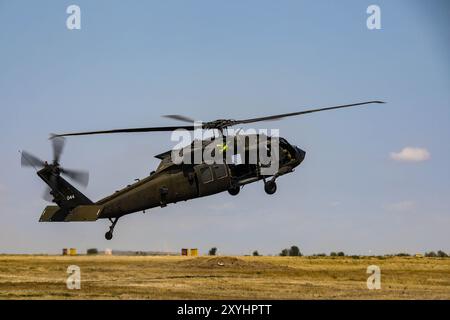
<box><xmin>213</xmin><ymin>165</ymin><xmax>227</xmax><ymax>179</ymax></box>
<box><xmin>200</xmin><ymin>167</ymin><xmax>213</xmax><ymax>183</ymax></box>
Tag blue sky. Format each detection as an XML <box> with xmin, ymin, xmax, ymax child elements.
<box><xmin>0</xmin><ymin>0</ymin><xmax>449</xmax><ymax>255</ymax></box>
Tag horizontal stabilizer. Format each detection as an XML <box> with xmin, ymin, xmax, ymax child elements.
<box><xmin>40</xmin><ymin>206</ymin><xmax>66</xmax><ymax>222</ymax></box>
<box><xmin>40</xmin><ymin>205</ymin><xmax>103</xmax><ymax>222</ymax></box>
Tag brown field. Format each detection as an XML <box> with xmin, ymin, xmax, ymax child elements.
<box><xmin>0</xmin><ymin>255</ymin><xmax>449</xmax><ymax>299</ymax></box>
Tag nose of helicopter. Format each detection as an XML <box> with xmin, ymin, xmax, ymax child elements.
<box><xmin>294</xmin><ymin>146</ymin><xmax>306</xmax><ymax>165</ymax></box>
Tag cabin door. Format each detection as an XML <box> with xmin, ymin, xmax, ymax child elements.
<box><xmin>194</xmin><ymin>164</ymin><xmax>231</xmax><ymax>197</ymax></box>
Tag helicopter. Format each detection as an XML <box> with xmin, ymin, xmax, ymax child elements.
<box><xmin>21</xmin><ymin>101</ymin><xmax>384</xmax><ymax>240</ymax></box>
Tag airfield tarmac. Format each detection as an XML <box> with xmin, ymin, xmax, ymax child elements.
<box><xmin>0</xmin><ymin>255</ymin><xmax>449</xmax><ymax>299</ymax></box>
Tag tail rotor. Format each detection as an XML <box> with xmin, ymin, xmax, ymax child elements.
<box><xmin>20</xmin><ymin>137</ymin><xmax>90</xmax><ymax>202</ymax></box>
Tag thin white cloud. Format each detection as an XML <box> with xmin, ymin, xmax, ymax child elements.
<box><xmin>390</xmin><ymin>147</ymin><xmax>430</xmax><ymax>162</ymax></box>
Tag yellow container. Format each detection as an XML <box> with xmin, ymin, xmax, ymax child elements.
<box><xmin>69</xmin><ymin>248</ymin><xmax>77</xmax><ymax>256</ymax></box>
<box><xmin>62</xmin><ymin>248</ymin><xmax>69</xmax><ymax>256</ymax></box>
<box><xmin>190</xmin><ymin>248</ymin><xmax>198</xmax><ymax>256</ymax></box>
<box><xmin>181</xmin><ymin>248</ymin><xmax>188</xmax><ymax>256</ymax></box>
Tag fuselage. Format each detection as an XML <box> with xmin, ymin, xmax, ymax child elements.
<box><xmin>96</xmin><ymin>136</ymin><xmax>305</xmax><ymax>219</ymax></box>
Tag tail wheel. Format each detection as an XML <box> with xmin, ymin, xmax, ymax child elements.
<box><xmin>264</xmin><ymin>181</ymin><xmax>277</xmax><ymax>195</ymax></box>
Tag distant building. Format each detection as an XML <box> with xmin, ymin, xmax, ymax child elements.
<box><xmin>181</xmin><ymin>248</ymin><xmax>198</xmax><ymax>256</ymax></box>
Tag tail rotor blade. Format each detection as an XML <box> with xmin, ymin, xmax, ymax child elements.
<box><xmin>42</xmin><ymin>174</ymin><xmax>59</xmax><ymax>202</ymax></box>
<box><xmin>21</xmin><ymin>151</ymin><xmax>46</xmax><ymax>168</ymax></box>
<box><xmin>51</xmin><ymin>136</ymin><xmax>66</xmax><ymax>164</ymax></box>
<box><xmin>61</xmin><ymin>168</ymin><xmax>89</xmax><ymax>187</ymax></box>
<box><xmin>42</xmin><ymin>187</ymin><xmax>54</xmax><ymax>202</ymax></box>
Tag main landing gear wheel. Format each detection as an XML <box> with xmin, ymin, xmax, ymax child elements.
<box><xmin>105</xmin><ymin>217</ymin><xmax>119</xmax><ymax>240</ymax></box>
<box><xmin>228</xmin><ymin>186</ymin><xmax>240</xmax><ymax>196</ymax></box>
<box><xmin>264</xmin><ymin>180</ymin><xmax>277</xmax><ymax>195</ymax></box>
<box><xmin>105</xmin><ymin>231</ymin><xmax>113</xmax><ymax>240</ymax></box>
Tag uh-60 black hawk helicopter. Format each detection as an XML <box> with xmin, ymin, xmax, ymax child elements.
<box><xmin>21</xmin><ymin>101</ymin><xmax>383</xmax><ymax>240</ymax></box>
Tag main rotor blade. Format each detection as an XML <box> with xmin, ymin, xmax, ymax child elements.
<box><xmin>51</xmin><ymin>136</ymin><xmax>65</xmax><ymax>164</ymax></box>
<box><xmin>233</xmin><ymin>101</ymin><xmax>385</xmax><ymax>125</ymax></box>
<box><xmin>51</xmin><ymin>125</ymin><xmax>195</xmax><ymax>138</ymax></box>
<box><xmin>163</xmin><ymin>114</ymin><xmax>196</xmax><ymax>124</ymax></box>
<box><xmin>60</xmin><ymin>168</ymin><xmax>89</xmax><ymax>187</ymax></box>
<box><xmin>51</xmin><ymin>101</ymin><xmax>384</xmax><ymax>138</ymax></box>
<box><xmin>21</xmin><ymin>151</ymin><xmax>46</xmax><ymax>168</ymax></box>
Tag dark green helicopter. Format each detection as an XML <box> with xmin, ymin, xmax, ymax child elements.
<box><xmin>21</xmin><ymin>101</ymin><xmax>383</xmax><ymax>240</ymax></box>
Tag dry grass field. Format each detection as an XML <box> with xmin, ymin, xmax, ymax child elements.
<box><xmin>0</xmin><ymin>255</ymin><xmax>449</xmax><ymax>299</ymax></box>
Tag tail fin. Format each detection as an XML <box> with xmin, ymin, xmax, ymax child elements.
<box><xmin>37</xmin><ymin>167</ymin><xmax>97</xmax><ymax>222</ymax></box>
<box><xmin>37</xmin><ymin>167</ymin><xmax>93</xmax><ymax>209</ymax></box>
